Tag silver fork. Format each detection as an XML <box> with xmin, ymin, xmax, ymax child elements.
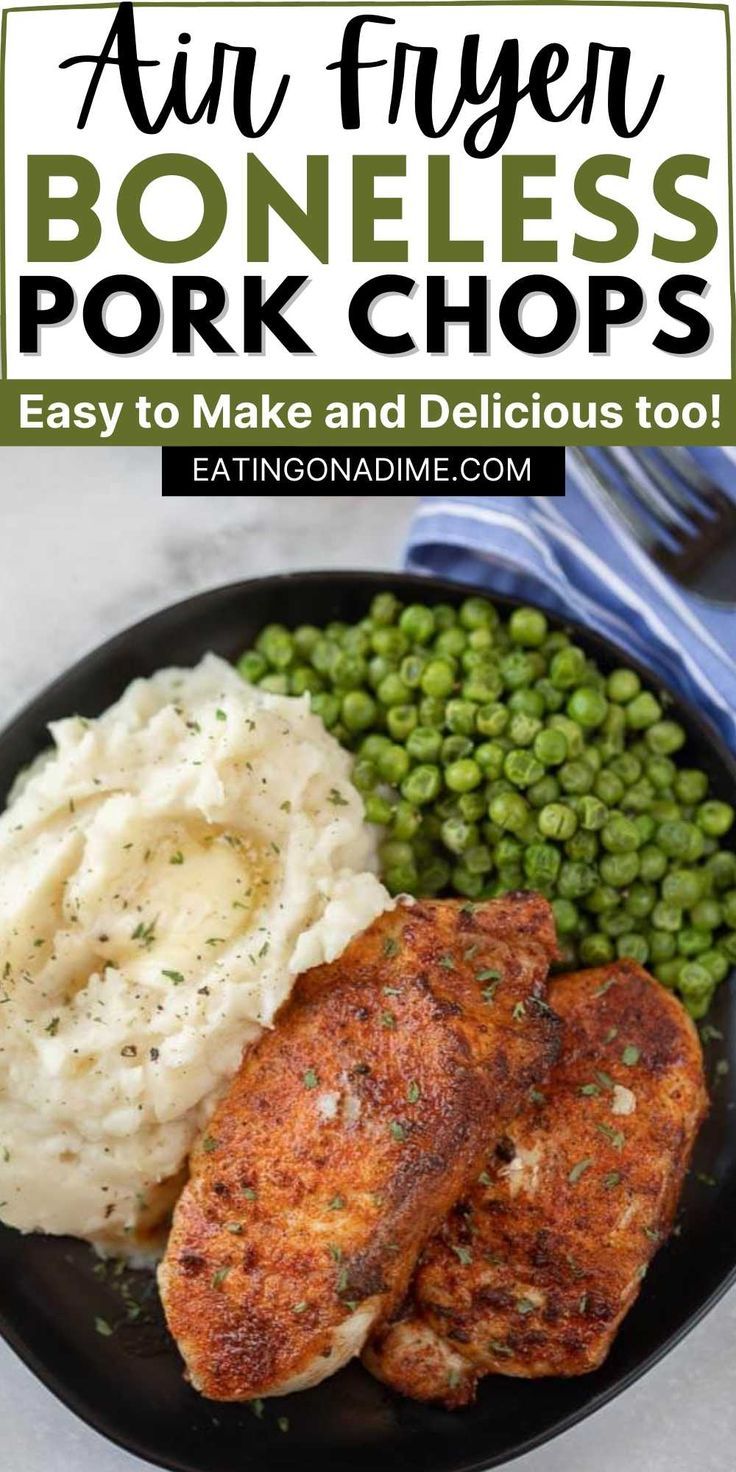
<box><xmin>568</xmin><ymin>447</ymin><xmax>736</xmax><ymax>606</ymax></box>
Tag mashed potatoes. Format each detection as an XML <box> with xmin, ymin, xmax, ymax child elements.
<box><xmin>0</xmin><ymin>655</ymin><xmax>390</xmax><ymax>1248</ymax></box>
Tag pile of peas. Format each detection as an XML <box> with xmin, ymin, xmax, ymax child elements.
<box><xmin>237</xmin><ymin>592</ymin><xmax>736</xmax><ymax>1019</ymax></box>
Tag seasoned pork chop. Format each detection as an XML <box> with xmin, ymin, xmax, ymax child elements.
<box><xmin>158</xmin><ymin>893</ymin><xmax>559</xmax><ymax>1400</ymax></box>
<box><xmin>365</xmin><ymin>960</ymin><xmax>707</xmax><ymax>1406</ymax></box>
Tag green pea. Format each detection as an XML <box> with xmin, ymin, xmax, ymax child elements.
<box><xmin>557</xmin><ymin>861</ymin><xmax>598</xmax><ymax>899</ymax></box>
<box><xmin>380</xmin><ymin>839</ymin><xmax>415</xmax><ymax>871</ymax></box>
<box><xmin>386</xmin><ymin>704</ymin><xmax>418</xmax><ymax>741</ymax></box>
<box><xmin>639</xmin><ymin>845</ymin><xmax>668</xmax><ymax>882</ymax></box>
<box><xmin>566</xmin><ymin>686</ymin><xmax>609</xmax><ymax>729</ymax></box>
<box><xmin>399</xmin><ymin>603</ymin><xmax>436</xmax><ymax>645</ymax></box>
<box><xmin>621</xmin><ymin>780</ymin><xmax>655</xmax><ymax>814</ymax></box>
<box><xmin>464</xmin><ymin>844</ymin><xmax>494</xmax><ymax>876</ymax></box>
<box><xmin>528</xmin><ymin>776</ymin><xmax>561</xmax><ymax>809</ymax></box>
<box><xmin>538</xmin><ymin>803</ymin><xmax>578</xmax><ymax>840</ymax></box>
<box><xmin>290</xmin><ymin>624</ymin><xmax>319</xmax><ymax>658</ymax></box>
<box><xmin>646</xmin><ymin>755</ymin><xmax>677</xmax><ymax>791</ymax></box>
<box><xmin>310</xmin><ymin>691</ymin><xmax>341</xmax><ymax>729</ymax></box>
<box><xmin>418</xmin><ymin>696</ymin><xmax>446</xmax><ymax>727</ymax></box>
<box><xmin>548</xmin><ymin>715</ymin><xmax>584</xmax><ymax>758</ymax></box>
<box><xmin>367</xmin><ymin>655</ymin><xmax>396</xmax><ymax>691</ymax></box>
<box><xmin>489</xmin><ymin>791</ymin><xmax>530</xmax><ymax>835</ymax></box>
<box><xmin>463</xmin><ymin>672</ymin><xmax>504</xmax><ymax>704</ymax></box>
<box><xmin>331</xmin><ymin>652</ymin><xmax>367</xmax><ymax>690</ymax></box>
<box><xmin>580</xmin><ymin>933</ymin><xmax>615</xmax><ymax>964</ymax></box>
<box><xmin>498</xmin><ymin>651</ymin><xmax>539</xmax><ymax>691</ymax></box>
<box><xmin>451</xmin><ymin>865</ymin><xmax>485</xmax><ymax>899</ymax></box>
<box><xmin>674</xmin><ymin>769</ymin><xmax>709</xmax><ymax>805</ymax></box>
<box><xmin>697</xmin><ymin>800</ymin><xmax>735</xmax><ymax>837</ymax></box>
<box><xmin>468</xmin><ymin>626</ymin><xmax>495</xmax><ymax>653</ymax></box>
<box><xmin>645</xmin><ymin>720</ymin><xmax>686</xmax><ymax>756</ymax></box>
<box><xmin>445</xmin><ymin>699</ymin><xmax>478</xmax><ymax>736</ymax></box>
<box><xmin>586</xmin><ymin>884</ymin><xmax>620</xmax><ymax>915</ymax></box>
<box><xmin>290</xmin><ymin>666</ymin><xmax>323</xmax><ymax>696</ymax></box>
<box><xmin>401</xmin><ymin>764</ymin><xmax>442</xmax><ymax>806</ymax></box>
<box><xmin>609</xmin><ymin>753</ymin><xmax>642</xmax><ymax>784</ymax></box>
<box><xmin>558</xmin><ymin>761</ymin><xmax>594</xmax><ymax>796</ymax></box>
<box><xmin>237</xmin><ymin>649</ymin><xmax>268</xmax><ymax>683</ymax></box>
<box><xmin>508</xmin><ymin>712</ymin><xmax>542</xmax><ymax>748</ymax></box>
<box><xmin>700</xmin><ymin>949</ymin><xmax>730</xmax><ymax>984</ymax></box>
<box><xmin>534</xmin><ymin>678</ymin><xmax>565</xmax><ymax>713</ymax></box>
<box><xmin>342</xmin><ymin>690</ymin><xmax>378</xmax><ymax>732</ymax></box>
<box><xmin>377</xmin><ymin>672</ymin><xmax>411</xmax><ymax>708</ymax></box>
<box><xmin>657</xmin><ymin>819</ymin><xmax>699</xmax><ymax>859</ymax></box>
<box><xmin>533</xmin><ymin>727</ymin><xmax>567</xmax><ymax>768</ymax></box>
<box><xmin>406</xmin><ymin>725</ymin><xmax>442</xmax><ymax>764</ymax></box>
<box><xmin>706</xmin><ymin>852</ymin><xmax>736</xmax><ymax>890</ymax></box>
<box><xmin>400</xmin><ymin>653</ymin><xmax>429</xmax><ymax>690</ymax></box>
<box><xmin>649</xmin><ymin>930</ymin><xmax>677</xmax><ymax>962</ymax></box>
<box><xmin>595</xmin><ymin>769</ymin><xmax>625</xmax><ymax>806</ymax></box>
<box><xmin>390</xmin><ymin>800</ymin><xmax>422</xmax><ymax>841</ymax></box>
<box><xmin>373</xmin><ymin>628</ymin><xmax>410</xmax><ymax>664</ymax></box>
<box><xmin>439</xmin><ymin>738</ymin><xmax>471</xmax><ymax>768</ymax></box>
<box><xmin>352</xmin><ymin>757</ymin><xmax>378</xmax><ymax>794</ymax></box>
<box><xmin>475</xmin><ymin>742</ymin><xmax>506</xmax><ymax>779</ymax></box>
<box><xmin>566</xmin><ymin>830</ymin><xmax>599</xmax><ymax>863</ymax></box>
<box><xmin>601</xmin><ymin>909</ymin><xmax>635</xmax><ymax>938</ymax></box>
<box><xmin>377</xmin><ymin>744</ymin><xmax>411</xmax><ymax>785</ymax></box>
<box><xmin>607</xmin><ymin>668</ymin><xmax>641</xmax><ymax>703</ymax></box>
<box><xmin>651</xmin><ymin>798</ymin><xmax>681</xmax><ymax>823</ymax></box>
<box><xmin>476</xmin><ymin>702</ymin><xmax>509</xmax><ymax>737</ymax></box>
<box><xmin>364</xmin><ymin>793</ymin><xmax>393</xmax><ymax>825</ymax></box>
<box><xmin>435</xmin><ymin>628</ymin><xmax>467</xmax><ymax>659</ymax></box>
<box><xmin>445</xmin><ymin>758</ymin><xmax>483</xmax><ymax>793</ymax></box>
<box><xmin>652</xmin><ymin>900</ymin><xmax>683</xmax><ymax>932</ymax></box>
<box><xmin>691</xmin><ymin>898</ymin><xmax>722</xmax><ymax>930</ymax></box>
<box><xmin>370</xmin><ymin>592</ymin><xmax>401</xmax><ymax>626</ymax></box>
<box><xmin>524</xmin><ymin>842</ymin><xmax>562</xmax><ymax>886</ymax></box>
<box><xmin>577</xmin><ymin>795</ymin><xmax>608</xmax><ymax>831</ymax></box>
<box><xmin>655</xmin><ymin>957</ymin><xmax>687</xmax><ymax>988</ymax></box>
<box><xmin>359</xmin><ymin>732</ymin><xmax>392</xmax><ymax>761</ymax></box>
<box><xmin>678</xmin><ymin>961</ymin><xmax>714</xmax><ymax>1001</ymax></box>
<box><xmin>418</xmin><ymin>662</ymin><xmax>450</xmax><ymax>700</ymax></box>
<box><xmin>601</xmin><ymin>815</ymin><xmax>640</xmax><ymax>854</ymax></box>
<box><xmin>552</xmin><ymin>897</ymin><xmax>579</xmax><ymax>934</ymax></box>
<box><xmin>432</xmin><ymin>604</ymin><xmax>457</xmax><ymax>632</ymax></box>
<box><xmin>504</xmin><ymin>749</ymin><xmax>545</xmax><ymax>789</ymax></box>
<box><xmin>599</xmin><ymin>852</ymin><xmax>640</xmax><ymax>887</ymax></box>
<box><xmin>256</xmin><ymin>623</ymin><xmax>295</xmax><ymax>670</ymax></box>
<box><xmin>509</xmin><ymin>606</ymin><xmax>548</xmax><ymax>647</ymax></box>
<box><xmin>550</xmin><ymin>647</ymin><xmax>587</xmax><ymax>690</ymax></box>
<box><xmin>259</xmin><ymin>673</ymin><xmax>290</xmax><ymax>695</ymax></box>
<box><xmin>458</xmin><ymin>790</ymin><xmax>488</xmax><ymax>822</ymax></box>
<box><xmin>384</xmin><ymin>863</ymin><xmax>419</xmax><ymax>896</ymax></box>
<box><xmin>615</xmin><ymin>933</ymin><xmax>649</xmax><ymax>964</ymax></box>
<box><xmin>678</xmin><ymin>927</ymin><xmax>712</xmax><ymax>957</ymax></box>
<box><xmin>722</xmin><ymin>890</ymin><xmax>736</xmax><ymax>928</ymax></box>
<box><xmin>626</xmin><ymin>692</ymin><xmax>663</xmax><ymax>730</ymax></box>
<box><xmin>496</xmin><ymin>836</ymin><xmax>523</xmax><ymax>866</ymax></box>
<box><xmin>459</xmin><ymin>596</ymin><xmax>496</xmax><ymax>631</ymax></box>
<box><xmin>633</xmin><ymin>814</ymin><xmax>656</xmax><ymax>846</ymax></box>
<box><xmin>625</xmin><ymin>883</ymin><xmax>657</xmax><ymax>919</ymax></box>
<box><xmin>418</xmin><ymin>857</ymin><xmax>452</xmax><ymax>895</ymax></box>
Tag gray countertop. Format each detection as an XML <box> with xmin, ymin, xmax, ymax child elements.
<box><xmin>0</xmin><ymin>452</ymin><xmax>733</xmax><ymax>1472</ymax></box>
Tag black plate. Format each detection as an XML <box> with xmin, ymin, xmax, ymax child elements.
<box><xmin>1</xmin><ymin>570</ymin><xmax>734</xmax><ymax>1472</ymax></box>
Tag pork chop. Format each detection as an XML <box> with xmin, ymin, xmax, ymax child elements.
<box><xmin>158</xmin><ymin>893</ymin><xmax>559</xmax><ymax>1400</ymax></box>
<box><xmin>364</xmin><ymin>960</ymin><xmax>707</xmax><ymax>1406</ymax></box>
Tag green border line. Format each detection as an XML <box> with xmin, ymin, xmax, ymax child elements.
<box><xmin>0</xmin><ymin>0</ymin><xmax>733</xmax><ymax>393</ymax></box>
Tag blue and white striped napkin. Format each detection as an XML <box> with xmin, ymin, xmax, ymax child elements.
<box><xmin>404</xmin><ymin>452</ymin><xmax>736</xmax><ymax>752</ymax></box>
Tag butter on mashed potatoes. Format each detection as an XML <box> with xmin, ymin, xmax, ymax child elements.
<box><xmin>0</xmin><ymin>655</ymin><xmax>390</xmax><ymax>1248</ymax></box>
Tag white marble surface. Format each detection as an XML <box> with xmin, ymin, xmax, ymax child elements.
<box><xmin>0</xmin><ymin>451</ymin><xmax>733</xmax><ymax>1472</ymax></box>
